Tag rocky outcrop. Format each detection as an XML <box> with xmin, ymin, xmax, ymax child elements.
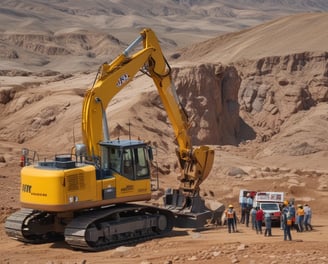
<box><xmin>0</xmin><ymin>89</ymin><xmax>16</xmax><ymax>104</ymax></box>
<box><xmin>161</xmin><ymin>52</ymin><xmax>328</xmax><ymax>147</ymax></box>
<box><xmin>172</xmin><ymin>63</ymin><xmax>241</xmax><ymax>145</ymax></box>
<box><xmin>236</xmin><ymin>51</ymin><xmax>328</xmax><ymax>141</ymax></box>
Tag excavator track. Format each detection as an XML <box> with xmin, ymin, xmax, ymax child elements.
<box><xmin>64</xmin><ymin>204</ymin><xmax>175</xmax><ymax>251</ymax></box>
<box><xmin>5</xmin><ymin>204</ymin><xmax>175</xmax><ymax>251</ymax></box>
<box><xmin>5</xmin><ymin>208</ymin><xmax>62</xmax><ymax>244</ymax></box>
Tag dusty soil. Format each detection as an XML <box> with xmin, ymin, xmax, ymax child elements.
<box><xmin>1</xmin><ymin>218</ymin><xmax>327</xmax><ymax>264</ymax></box>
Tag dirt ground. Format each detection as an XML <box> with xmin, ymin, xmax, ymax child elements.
<box><xmin>1</xmin><ymin>213</ymin><xmax>327</xmax><ymax>264</ymax></box>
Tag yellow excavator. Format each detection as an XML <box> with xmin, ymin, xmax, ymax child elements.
<box><xmin>5</xmin><ymin>28</ymin><xmax>215</xmax><ymax>251</ymax></box>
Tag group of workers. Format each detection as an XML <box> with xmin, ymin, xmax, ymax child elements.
<box><xmin>224</xmin><ymin>199</ymin><xmax>313</xmax><ymax>241</ymax></box>
<box><xmin>280</xmin><ymin>201</ymin><xmax>313</xmax><ymax>240</ymax></box>
<box><xmin>224</xmin><ymin>204</ymin><xmax>271</xmax><ymax>235</ymax></box>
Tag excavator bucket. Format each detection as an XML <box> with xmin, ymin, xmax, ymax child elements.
<box><xmin>193</xmin><ymin>145</ymin><xmax>215</xmax><ymax>184</ymax></box>
<box><xmin>163</xmin><ymin>188</ymin><xmax>223</xmax><ymax>228</ymax></box>
<box><xmin>178</xmin><ymin>146</ymin><xmax>215</xmax><ymax>193</ymax></box>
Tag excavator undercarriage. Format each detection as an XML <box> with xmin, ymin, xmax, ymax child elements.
<box><xmin>5</xmin><ymin>204</ymin><xmax>176</xmax><ymax>251</ymax></box>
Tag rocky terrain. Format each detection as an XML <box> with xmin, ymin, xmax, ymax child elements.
<box><xmin>0</xmin><ymin>1</ymin><xmax>328</xmax><ymax>263</ymax></box>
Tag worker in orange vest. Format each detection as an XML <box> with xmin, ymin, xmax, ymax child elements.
<box><xmin>225</xmin><ymin>204</ymin><xmax>237</xmax><ymax>233</ymax></box>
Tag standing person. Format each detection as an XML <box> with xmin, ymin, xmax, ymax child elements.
<box><xmin>288</xmin><ymin>202</ymin><xmax>298</xmax><ymax>231</ymax></box>
<box><xmin>264</xmin><ymin>211</ymin><xmax>272</xmax><ymax>236</ymax></box>
<box><xmin>296</xmin><ymin>204</ymin><xmax>305</xmax><ymax>232</ymax></box>
<box><xmin>281</xmin><ymin>205</ymin><xmax>292</xmax><ymax>241</ymax></box>
<box><xmin>250</xmin><ymin>206</ymin><xmax>257</xmax><ymax>230</ymax></box>
<box><xmin>245</xmin><ymin>193</ymin><xmax>253</xmax><ymax>227</ymax></box>
<box><xmin>303</xmin><ymin>204</ymin><xmax>313</xmax><ymax>231</ymax></box>
<box><xmin>240</xmin><ymin>195</ymin><xmax>247</xmax><ymax>224</ymax></box>
<box><xmin>255</xmin><ymin>207</ymin><xmax>264</xmax><ymax>234</ymax></box>
<box><xmin>281</xmin><ymin>200</ymin><xmax>289</xmax><ymax>229</ymax></box>
<box><xmin>225</xmin><ymin>204</ymin><xmax>237</xmax><ymax>233</ymax></box>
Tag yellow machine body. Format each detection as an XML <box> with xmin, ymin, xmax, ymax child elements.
<box><xmin>20</xmin><ymin>145</ymin><xmax>151</xmax><ymax>212</ymax></box>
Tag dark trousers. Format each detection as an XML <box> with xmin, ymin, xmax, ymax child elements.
<box><xmin>304</xmin><ymin>215</ymin><xmax>313</xmax><ymax>231</ymax></box>
<box><xmin>298</xmin><ymin>215</ymin><xmax>304</xmax><ymax>232</ymax></box>
<box><xmin>284</xmin><ymin>225</ymin><xmax>292</xmax><ymax>240</ymax></box>
<box><xmin>227</xmin><ymin>218</ymin><xmax>235</xmax><ymax>233</ymax></box>
<box><xmin>256</xmin><ymin>220</ymin><xmax>263</xmax><ymax>234</ymax></box>
<box><xmin>264</xmin><ymin>227</ymin><xmax>272</xmax><ymax>236</ymax></box>
<box><xmin>240</xmin><ymin>208</ymin><xmax>246</xmax><ymax>224</ymax></box>
<box><xmin>245</xmin><ymin>208</ymin><xmax>251</xmax><ymax>227</ymax></box>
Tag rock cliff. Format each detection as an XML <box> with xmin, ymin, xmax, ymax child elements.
<box><xmin>172</xmin><ymin>63</ymin><xmax>241</xmax><ymax>145</ymax></box>
<box><xmin>237</xmin><ymin>51</ymin><xmax>328</xmax><ymax>142</ymax></box>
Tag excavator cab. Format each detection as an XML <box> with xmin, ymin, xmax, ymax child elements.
<box><xmin>98</xmin><ymin>139</ymin><xmax>152</xmax><ymax>181</ymax></box>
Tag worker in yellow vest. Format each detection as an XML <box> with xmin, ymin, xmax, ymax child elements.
<box><xmin>297</xmin><ymin>204</ymin><xmax>305</xmax><ymax>232</ymax></box>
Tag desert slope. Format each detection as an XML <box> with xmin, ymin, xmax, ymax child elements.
<box><xmin>1</xmin><ymin>1</ymin><xmax>328</xmax><ymax>72</ymax></box>
<box><xmin>176</xmin><ymin>12</ymin><xmax>328</xmax><ymax>64</ymax></box>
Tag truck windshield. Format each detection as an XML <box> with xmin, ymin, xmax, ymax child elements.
<box><xmin>261</xmin><ymin>203</ymin><xmax>279</xmax><ymax>210</ymax></box>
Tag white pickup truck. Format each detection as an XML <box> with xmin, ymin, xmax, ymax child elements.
<box><xmin>253</xmin><ymin>191</ymin><xmax>284</xmax><ymax>225</ymax></box>
<box><xmin>239</xmin><ymin>190</ymin><xmax>284</xmax><ymax>226</ymax></box>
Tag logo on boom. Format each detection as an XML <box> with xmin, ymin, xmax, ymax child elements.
<box><xmin>116</xmin><ymin>74</ymin><xmax>129</xmax><ymax>87</ymax></box>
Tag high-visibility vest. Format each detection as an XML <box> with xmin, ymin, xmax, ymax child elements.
<box><xmin>226</xmin><ymin>209</ymin><xmax>235</xmax><ymax>219</ymax></box>
<box><xmin>297</xmin><ymin>208</ymin><xmax>305</xmax><ymax>216</ymax></box>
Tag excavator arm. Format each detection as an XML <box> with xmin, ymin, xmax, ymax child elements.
<box><xmin>82</xmin><ymin>28</ymin><xmax>214</xmax><ymax>194</ymax></box>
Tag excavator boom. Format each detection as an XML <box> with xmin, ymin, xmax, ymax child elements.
<box><xmin>83</xmin><ymin>28</ymin><xmax>214</xmax><ymax>194</ymax></box>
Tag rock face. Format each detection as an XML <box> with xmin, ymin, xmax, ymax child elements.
<box><xmin>172</xmin><ymin>63</ymin><xmax>241</xmax><ymax>145</ymax></box>
<box><xmin>167</xmin><ymin>52</ymin><xmax>327</xmax><ymax>147</ymax></box>
<box><xmin>161</xmin><ymin>51</ymin><xmax>328</xmax><ymax>151</ymax></box>
<box><xmin>237</xmin><ymin>51</ymin><xmax>328</xmax><ymax>142</ymax></box>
